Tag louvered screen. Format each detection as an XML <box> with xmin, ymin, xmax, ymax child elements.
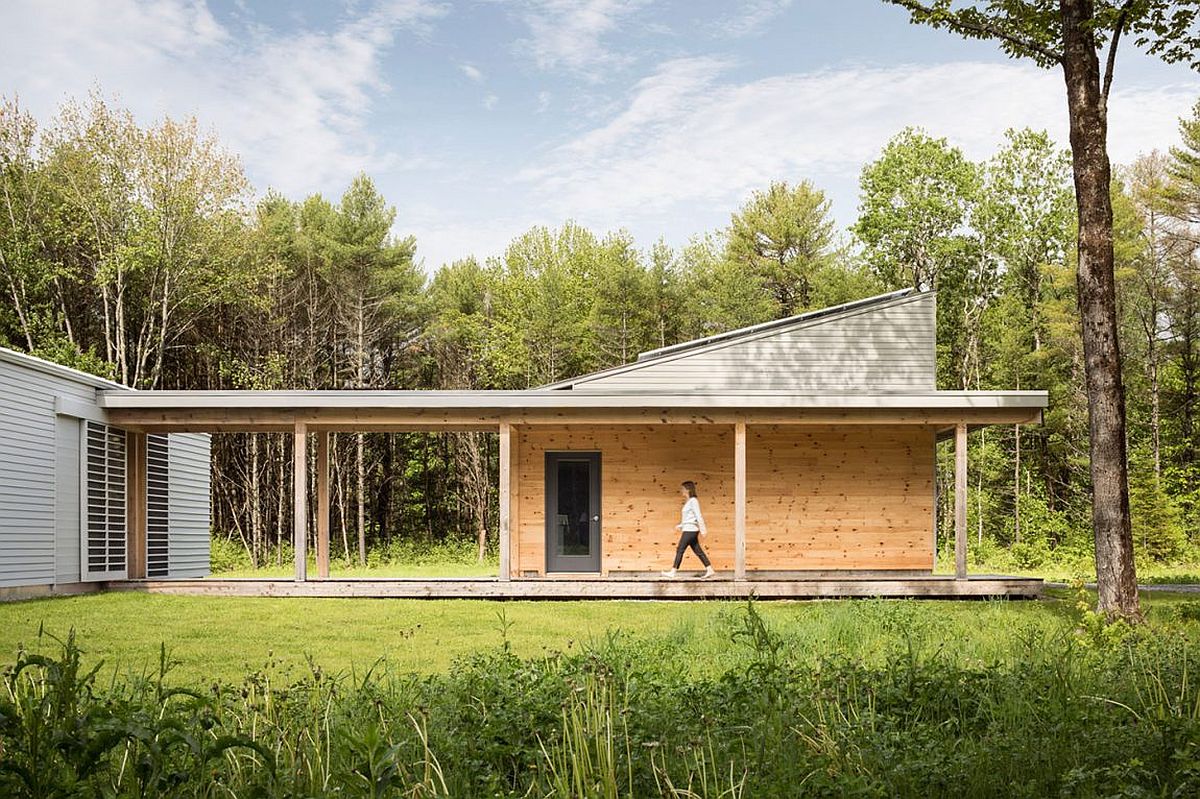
<box><xmin>83</xmin><ymin>421</ymin><xmax>127</xmax><ymax>579</ymax></box>
<box><xmin>146</xmin><ymin>434</ymin><xmax>170</xmax><ymax>577</ymax></box>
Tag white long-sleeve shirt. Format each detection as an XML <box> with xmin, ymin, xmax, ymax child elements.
<box><xmin>680</xmin><ymin>497</ymin><xmax>707</xmax><ymax>534</ymax></box>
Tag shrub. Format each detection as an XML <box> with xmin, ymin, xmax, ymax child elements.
<box><xmin>4</xmin><ymin>607</ymin><xmax>1200</xmax><ymax>797</ymax></box>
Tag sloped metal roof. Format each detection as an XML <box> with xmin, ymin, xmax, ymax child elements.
<box><xmin>541</xmin><ymin>287</ymin><xmax>921</xmax><ymax>390</ymax></box>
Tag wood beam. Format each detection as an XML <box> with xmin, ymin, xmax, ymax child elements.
<box><xmin>125</xmin><ymin>432</ymin><xmax>147</xmax><ymax>580</ymax></box>
<box><xmin>498</xmin><ymin>422</ymin><xmax>512</xmax><ymax>582</ymax></box>
<box><xmin>955</xmin><ymin>422</ymin><xmax>967</xmax><ymax>580</ymax></box>
<box><xmin>293</xmin><ymin>422</ymin><xmax>308</xmax><ymax>582</ymax></box>
<box><xmin>734</xmin><ymin>421</ymin><xmax>747</xmax><ymax>580</ymax></box>
<box><xmin>316</xmin><ymin>430</ymin><xmax>330</xmax><ymax>580</ymax></box>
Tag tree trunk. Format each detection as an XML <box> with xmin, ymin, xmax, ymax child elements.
<box><xmin>1060</xmin><ymin>0</ymin><xmax>1139</xmax><ymax>619</ymax></box>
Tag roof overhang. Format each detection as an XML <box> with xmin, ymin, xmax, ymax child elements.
<box><xmin>98</xmin><ymin>389</ymin><xmax>1048</xmax><ymax>433</ymax></box>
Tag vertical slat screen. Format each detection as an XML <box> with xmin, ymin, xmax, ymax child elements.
<box><xmin>84</xmin><ymin>421</ymin><xmax>127</xmax><ymax>579</ymax></box>
<box><xmin>146</xmin><ymin>434</ymin><xmax>170</xmax><ymax>577</ymax></box>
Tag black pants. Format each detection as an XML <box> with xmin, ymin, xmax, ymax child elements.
<box><xmin>673</xmin><ymin>529</ymin><xmax>711</xmax><ymax>569</ymax></box>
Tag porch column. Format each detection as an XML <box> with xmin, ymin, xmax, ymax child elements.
<box><xmin>954</xmin><ymin>422</ymin><xmax>967</xmax><ymax>580</ymax></box>
<box><xmin>734</xmin><ymin>421</ymin><xmax>747</xmax><ymax>580</ymax></box>
<box><xmin>293</xmin><ymin>422</ymin><xmax>307</xmax><ymax>582</ymax></box>
<box><xmin>498</xmin><ymin>421</ymin><xmax>512</xmax><ymax>582</ymax></box>
<box><xmin>316</xmin><ymin>430</ymin><xmax>330</xmax><ymax>579</ymax></box>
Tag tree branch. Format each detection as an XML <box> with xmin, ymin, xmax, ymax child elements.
<box><xmin>889</xmin><ymin>0</ymin><xmax>1064</xmax><ymax>65</ymax></box>
<box><xmin>1102</xmin><ymin>0</ymin><xmax>1135</xmax><ymax>102</ymax></box>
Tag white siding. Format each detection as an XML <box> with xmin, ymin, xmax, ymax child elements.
<box><xmin>54</xmin><ymin>415</ymin><xmax>81</xmax><ymax>583</ymax></box>
<box><xmin>0</xmin><ymin>357</ymin><xmax>97</xmax><ymax>588</ymax></box>
<box><xmin>167</xmin><ymin>433</ymin><xmax>210</xmax><ymax>578</ymax></box>
<box><xmin>576</xmin><ymin>293</ymin><xmax>936</xmax><ymax>392</ymax></box>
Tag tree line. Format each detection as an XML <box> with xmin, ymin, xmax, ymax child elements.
<box><xmin>2</xmin><ymin>92</ymin><xmax>1200</xmax><ymax>577</ymax></box>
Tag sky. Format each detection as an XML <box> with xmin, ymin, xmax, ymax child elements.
<box><xmin>2</xmin><ymin>0</ymin><xmax>1199</xmax><ymax>271</ymax></box>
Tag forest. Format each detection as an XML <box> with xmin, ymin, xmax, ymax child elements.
<box><xmin>3</xmin><ymin>93</ymin><xmax>1200</xmax><ymax>575</ymax></box>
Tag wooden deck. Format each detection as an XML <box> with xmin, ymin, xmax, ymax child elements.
<box><xmin>105</xmin><ymin>575</ymin><xmax>1043</xmax><ymax>600</ymax></box>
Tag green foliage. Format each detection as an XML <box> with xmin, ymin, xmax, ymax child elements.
<box><xmin>5</xmin><ymin>603</ymin><xmax>1200</xmax><ymax>797</ymax></box>
<box><xmin>1130</xmin><ymin>453</ymin><xmax>1188</xmax><ymax>563</ymax></box>
<box><xmin>853</xmin><ymin>127</ymin><xmax>980</xmax><ymax>293</ymax></box>
<box><xmin>726</xmin><ymin>180</ymin><xmax>836</xmax><ymax>315</ymax></box>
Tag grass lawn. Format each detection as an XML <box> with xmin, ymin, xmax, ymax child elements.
<box><xmin>0</xmin><ymin>588</ymin><xmax>1193</xmax><ymax>684</ymax></box>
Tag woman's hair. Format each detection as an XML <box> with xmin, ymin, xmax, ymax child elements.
<box><xmin>681</xmin><ymin>480</ymin><xmax>698</xmax><ymax>498</ymax></box>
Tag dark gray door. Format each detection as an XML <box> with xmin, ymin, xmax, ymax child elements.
<box><xmin>545</xmin><ymin>452</ymin><xmax>601</xmax><ymax>573</ymax></box>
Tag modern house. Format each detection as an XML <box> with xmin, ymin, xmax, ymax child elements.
<box><xmin>0</xmin><ymin>348</ymin><xmax>210</xmax><ymax>598</ymax></box>
<box><xmin>1</xmin><ymin>288</ymin><xmax>1048</xmax><ymax>599</ymax></box>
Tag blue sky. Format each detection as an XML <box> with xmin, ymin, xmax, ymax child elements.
<box><xmin>3</xmin><ymin>0</ymin><xmax>1199</xmax><ymax>270</ymax></box>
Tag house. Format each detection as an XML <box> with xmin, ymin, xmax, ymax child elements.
<box><xmin>0</xmin><ymin>288</ymin><xmax>1047</xmax><ymax>599</ymax></box>
<box><xmin>106</xmin><ymin>288</ymin><xmax>1045</xmax><ymax>597</ymax></box>
<box><xmin>0</xmin><ymin>348</ymin><xmax>210</xmax><ymax>598</ymax></box>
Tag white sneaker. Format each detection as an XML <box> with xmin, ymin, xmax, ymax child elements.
<box><xmin>660</xmin><ymin>569</ymin><xmax>677</xmax><ymax>578</ymax></box>
<box><xmin>702</xmin><ymin>566</ymin><xmax>716</xmax><ymax>579</ymax></box>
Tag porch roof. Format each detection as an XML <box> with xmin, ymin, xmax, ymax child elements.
<box><xmin>96</xmin><ymin>388</ymin><xmax>1047</xmax><ymax>432</ymax></box>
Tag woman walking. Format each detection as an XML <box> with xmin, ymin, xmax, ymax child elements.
<box><xmin>662</xmin><ymin>480</ymin><xmax>716</xmax><ymax>579</ymax></box>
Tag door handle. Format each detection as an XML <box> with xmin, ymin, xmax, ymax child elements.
<box><xmin>592</xmin><ymin>515</ymin><xmax>600</xmax><ymax>522</ymax></box>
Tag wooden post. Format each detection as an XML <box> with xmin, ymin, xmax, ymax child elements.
<box><xmin>509</xmin><ymin>425</ymin><xmax>520</xmax><ymax>576</ymax></box>
<box><xmin>316</xmin><ymin>430</ymin><xmax>330</xmax><ymax>580</ymax></box>
<box><xmin>126</xmin><ymin>432</ymin><xmax>147</xmax><ymax>579</ymax></box>
<box><xmin>955</xmin><ymin>422</ymin><xmax>968</xmax><ymax>580</ymax></box>
<box><xmin>734</xmin><ymin>421</ymin><xmax>747</xmax><ymax>580</ymax></box>
<box><xmin>294</xmin><ymin>422</ymin><xmax>307</xmax><ymax>582</ymax></box>
<box><xmin>498</xmin><ymin>422</ymin><xmax>512</xmax><ymax>581</ymax></box>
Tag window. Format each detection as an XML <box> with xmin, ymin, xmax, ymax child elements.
<box><xmin>146</xmin><ymin>434</ymin><xmax>169</xmax><ymax>577</ymax></box>
<box><xmin>83</xmin><ymin>421</ymin><xmax>127</xmax><ymax>579</ymax></box>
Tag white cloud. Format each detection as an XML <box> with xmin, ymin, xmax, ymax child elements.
<box><xmin>536</xmin><ymin>90</ymin><xmax>553</xmax><ymax>112</ymax></box>
<box><xmin>460</xmin><ymin>62</ymin><xmax>485</xmax><ymax>82</ymax></box>
<box><xmin>483</xmin><ymin>93</ymin><xmax>500</xmax><ymax>110</ymax></box>
<box><xmin>519</xmin><ymin>58</ymin><xmax>1200</xmax><ymax>228</ymax></box>
<box><xmin>0</xmin><ymin>0</ymin><xmax>446</xmax><ymax>196</ymax></box>
<box><xmin>512</xmin><ymin>0</ymin><xmax>647</xmax><ymax>78</ymax></box>
<box><xmin>715</xmin><ymin>0</ymin><xmax>794</xmax><ymax>38</ymax></box>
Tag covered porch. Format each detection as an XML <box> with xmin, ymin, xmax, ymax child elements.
<box><xmin>99</xmin><ymin>388</ymin><xmax>1047</xmax><ymax>598</ymax></box>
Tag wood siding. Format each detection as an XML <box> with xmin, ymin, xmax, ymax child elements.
<box><xmin>515</xmin><ymin>425</ymin><xmax>735</xmax><ymax>575</ymax></box>
<box><xmin>746</xmin><ymin>425</ymin><xmax>935</xmax><ymax>571</ymax></box>
<box><xmin>168</xmin><ymin>433</ymin><xmax>211</xmax><ymax>578</ymax></box>
<box><xmin>512</xmin><ymin>423</ymin><xmax>935</xmax><ymax>575</ymax></box>
<box><xmin>572</xmin><ymin>293</ymin><xmax>935</xmax><ymax>392</ymax></box>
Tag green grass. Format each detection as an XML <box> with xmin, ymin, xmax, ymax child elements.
<box><xmin>0</xmin><ymin>589</ymin><xmax>1192</xmax><ymax>684</ymax></box>
<box><xmin>5</xmin><ymin>591</ymin><xmax>1200</xmax><ymax>797</ymax></box>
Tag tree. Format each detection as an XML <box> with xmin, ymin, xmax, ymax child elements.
<box><xmin>44</xmin><ymin>97</ymin><xmax>253</xmax><ymax>388</ymax></box>
<box><xmin>854</xmin><ymin>128</ymin><xmax>985</xmax><ymax>389</ymax></box>
<box><xmin>677</xmin><ymin>234</ymin><xmax>776</xmax><ymax>339</ymax></box>
<box><xmin>328</xmin><ymin>175</ymin><xmax>422</xmax><ymax>565</ymax></box>
<box><xmin>886</xmin><ymin>0</ymin><xmax>1200</xmax><ymax>620</ymax></box>
<box><xmin>976</xmin><ymin>128</ymin><xmax>1075</xmax><ymax>542</ymax></box>
<box><xmin>726</xmin><ymin>180</ymin><xmax>836</xmax><ymax>315</ymax></box>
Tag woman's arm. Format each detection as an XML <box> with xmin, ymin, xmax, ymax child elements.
<box><xmin>694</xmin><ymin>498</ymin><xmax>708</xmax><ymax>536</ymax></box>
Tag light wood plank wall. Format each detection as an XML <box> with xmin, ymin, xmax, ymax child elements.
<box><xmin>515</xmin><ymin>425</ymin><xmax>735</xmax><ymax>575</ymax></box>
<box><xmin>746</xmin><ymin>425</ymin><xmax>935</xmax><ymax>571</ymax></box>
<box><xmin>513</xmin><ymin>423</ymin><xmax>935</xmax><ymax>576</ymax></box>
